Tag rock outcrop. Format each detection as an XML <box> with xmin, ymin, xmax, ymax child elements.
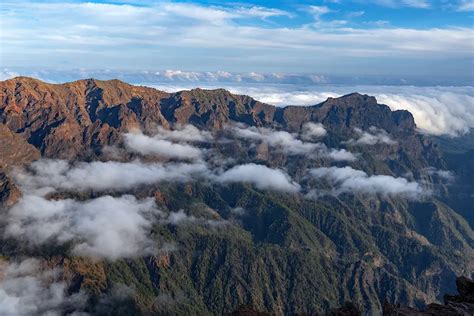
<box><xmin>383</xmin><ymin>276</ymin><xmax>474</xmax><ymax>315</ymax></box>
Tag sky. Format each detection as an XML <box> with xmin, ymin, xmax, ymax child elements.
<box><xmin>0</xmin><ymin>0</ymin><xmax>473</xmax><ymax>84</ymax></box>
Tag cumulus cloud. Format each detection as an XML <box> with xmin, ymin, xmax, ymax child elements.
<box><xmin>346</xmin><ymin>127</ymin><xmax>396</xmax><ymax>145</ymax></box>
<box><xmin>309</xmin><ymin>166</ymin><xmax>425</xmax><ymax>198</ymax></box>
<box><xmin>218</xmin><ymin>163</ymin><xmax>300</xmax><ymax>192</ymax></box>
<box><xmin>301</xmin><ymin>122</ymin><xmax>327</xmax><ymax>139</ymax></box>
<box><xmin>124</xmin><ymin>131</ymin><xmax>203</xmax><ymax>160</ymax></box>
<box><xmin>15</xmin><ymin>159</ymin><xmax>209</xmax><ymax>193</ymax></box>
<box><xmin>0</xmin><ymin>259</ymin><xmax>87</xmax><ymax>316</ymax></box>
<box><xmin>4</xmin><ymin>195</ymin><xmax>161</xmax><ymax>260</ymax></box>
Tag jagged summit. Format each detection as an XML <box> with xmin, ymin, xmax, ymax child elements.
<box><xmin>0</xmin><ymin>76</ymin><xmax>417</xmax><ymax>159</ymax></box>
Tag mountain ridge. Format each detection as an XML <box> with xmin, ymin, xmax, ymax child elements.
<box><xmin>0</xmin><ymin>76</ymin><xmax>419</xmax><ymax>158</ymax></box>
<box><xmin>0</xmin><ymin>76</ymin><xmax>471</xmax><ymax>315</ymax></box>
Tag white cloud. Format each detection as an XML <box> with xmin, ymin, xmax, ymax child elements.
<box><xmin>327</xmin><ymin>148</ymin><xmax>358</xmax><ymax>161</ymax></box>
<box><xmin>424</xmin><ymin>167</ymin><xmax>455</xmax><ymax>182</ymax></box>
<box><xmin>154</xmin><ymin>124</ymin><xmax>213</xmax><ymax>142</ymax></box>
<box><xmin>308</xmin><ymin>5</ymin><xmax>332</xmax><ymax>20</ymax></box>
<box><xmin>124</xmin><ymin>131</ymin><xmax>203</xmax><ymax>160</ymax></box>
<box><xmin>231</xmin><ymin>124</ymin><xmax>357</xmax><ymax>161</ymax></box>
<box><xmin>400</xmin><ymin>0</ymin><xmax>430</xmax><ymax>8</ymax></box>
<box><xmin>218</xmin><ymin>163</ymin><xmax>300</xmax><ymax>192</ymax></box>
<box><xmin>1</xmin><ymin>1</ymin><xmax>472</xmax><ymax>77</ymax></box>
<box><xmin>162</xmin><ymin>210</ymin><xmax>227</xmax><ymax>227</ymax></box>
<box><xmin>310</xmin><ymin>166</ymin><xmax>425</xmax><ymax>198</ymax></box>
<box><xmin>301</xmin><ymin>122</ymin><xmax>327</xmax><ymax>139</ymax></box>
<box><xmin>458</xmin><ymin>0</ymin><xmax>474</xmax><ymax>11</ymax></box>
<box><xmin>230</xmin><ymin>207</ymin><xmax>246</xmax><ymax>215</ymax></box>
<box><xmin>5</xmin><ymin>195</ymin><xmax>161</xmax><ymax>260</ymax></box>
<box><xmin>376</xmin><ymin>89</ymin><xmax>474</xmax><ymax>136</ymax></box>
<box><xmin>347</xmin><ymin>10</ymin><xmax>365</xmax><ymax>18</ymax></box>
<box><xmin>15</xmin><ymin>157</ymin><xmax>305</xmax><ymax>194</ymax></box>
<box><xmin>234</xmin><ymin>6</ymin><xmax>292</xmax><ymax>19</ymax></box>
<box><xmin>368</xmin><ymin>0</ymin><xmax>430</xmax><ymax>8</ymax></box>
<box><xmin>231</xmin><ymin>125</ymin><xmax>321</xmax><ymax>155</ymax></box>
<box><xmin>160</xmin><ymin>70</ymin><xmax>202</xmax><ymax>81</ymax></box>
<box><xmin>15</xmin><ymin>159</ymin><xmax>209</xmax><ymax>193</ymax></box>
<box><xmin>346</xmin><ymin>127</ymin><xmax>396</xmax><ymax>145</ymax></box>
<box><xmin>0</xmin><ymin>69</ymin><xmax>20</xmax><ymax>81</ymax></box>
<box><xmin>0</xmin><ymin>259</ymin><xmax>87</xmax><ymax>316</ymax></box>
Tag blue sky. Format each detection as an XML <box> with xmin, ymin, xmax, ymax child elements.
<box><xmin>0</xmin><ymin>0</ymin><xmax>473</xmax><ymax>84</ymax></box>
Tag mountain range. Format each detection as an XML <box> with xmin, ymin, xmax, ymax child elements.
<box><xmin>0</xmin><ymin>77</ymin><xmax>472</xmax><ymax>315</ymax></box>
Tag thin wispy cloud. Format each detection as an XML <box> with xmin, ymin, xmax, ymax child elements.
<box><xmin>361</xmin><ymin>0</ymin><xmax>430</xmax><ymax>8</ymax></box>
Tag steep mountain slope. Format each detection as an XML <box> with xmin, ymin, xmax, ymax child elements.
<box><xmin>0</xmin><ymin>77</ymin><xmax>472</xmax><ymax>315</ymax></box>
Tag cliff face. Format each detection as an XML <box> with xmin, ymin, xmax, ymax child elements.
<box><xmin>0</xmin><ymin>77</ymin><xmax>471</xmax><ymax>316</ymax></box>
<box><xmin>0</xmin><ymin>123</ymin><xmax>39</xmax><ymax>169</ymax></box>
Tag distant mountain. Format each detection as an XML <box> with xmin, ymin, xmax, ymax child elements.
<box><xmin>0</xmin><ymin>77</ymin><xmax>472</xmax><ymax>315</ymax></box>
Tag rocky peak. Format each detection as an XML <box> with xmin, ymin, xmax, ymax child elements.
<box><xmin>1</xmin><ymin>77</ymin><xmax>419</xmax><ymax>158</ymax></box>
<box><xmin>311</xmin><ymin>92</ymin><xmax>416</xmax><ymax>134</ymax></box>
<box><xmin>319</xmin><ymin>92</ymin><xmax>378</xmax><ymax>108</ymax></box>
